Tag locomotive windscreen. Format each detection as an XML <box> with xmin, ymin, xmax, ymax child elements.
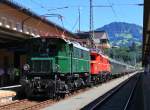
<box><xmin>26</xmin><ymin>38</ymin><xmax>60</xmax><ymax>56</ymax></box>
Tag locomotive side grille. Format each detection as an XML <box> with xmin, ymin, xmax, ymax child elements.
<box><xmin>32</xmin><ymin>60</ymin><xmax>52</xmax><ymax>73</ymax></box>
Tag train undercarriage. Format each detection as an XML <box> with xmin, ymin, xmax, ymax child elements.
<box><xmin>20</xmin><ymin>73</ymin><xmax>91</xmax><ymax>99</ymax></box>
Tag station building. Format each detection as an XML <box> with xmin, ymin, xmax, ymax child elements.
<box><xmin>0</xmin><ymin>0</ymin><xmax>76</xmax><ymax>86</ymax></box>
<box><xmin>76</xmin><ymin>31</ymin><xmax>110</xmax><ymax>49</ymax></box>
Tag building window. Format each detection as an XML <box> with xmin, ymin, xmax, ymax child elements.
<box><xmin>32</xmin><ymin>29</ymin><xmax>40</xmax><ymax>37</ymax></box>
<box><xmin>0</xmin><ymin>18</ymin><xmax>2</xmax><ymax>26</ymax></box>
<box><xmin>33</xmin><ymin>29</ymin><xmax>37</xmax><ymax>35</ymax></box>
<box><xmin>23</xmin><ymin>25</ymin><xmax>29</xmax><ymax>34</ymax></box>
<box><xmin>0</xmin><ymin>17</ymin><xmax>7</xmax><ymax>27</ymax></box>
<box><xmin>26</xmin><ymin>27</ymin><xmax>31</xmax><ymax>34</ymax></box>
<box><xmin>39</xmin><ymin>30</ymin><xmax>44</xmax><ymax>36</ymax></box>
<box><xmin>16</xmin><ymin>23</ymin><xmax>22</xmax><ymax>32</ymax></box>
<box><xmin>23</xmin><ymin>25</ymin><xmax>27</xmax><ymax>33</ymax></box>
<box><xmin>7</xmin><ymin>20</ymin><xmax>13</xmax><ymax>28</ymax></box>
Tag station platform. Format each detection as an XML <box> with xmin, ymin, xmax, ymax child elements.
<box><xmin>43</xmin><ymin>72</ymin><xmax>138</xmax><ymax>110</ymax></box>
<box><xmin>0</xmin><ymin>85</ymin><xmax>21</xmax><ymax>90</ymax></box>
<box><xmin>0</xmin><ymin>90</ymin><xmax>16</xmax><ymax>106</ymax></box>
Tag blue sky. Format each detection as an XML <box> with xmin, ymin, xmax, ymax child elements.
<box><xmin>13</xmin><ymin>0</ymin><xmax>143</xmax><ymax>32</ymax></box>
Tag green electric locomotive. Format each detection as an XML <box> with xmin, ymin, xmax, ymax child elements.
<box><xmin>21</xmin><ymin>37</ymin><xmax>90</xmax><ymax>98</ymax></box>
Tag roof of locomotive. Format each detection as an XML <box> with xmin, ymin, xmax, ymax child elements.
<box><xmin>27</xmin><ymin>37</ymin><xmax>90</xmax><ymax>51</ymax></box>
<box><xmin>27</xmin><ymin>37</ymin><xmax>66</xmax><ymax>42</ymax></box>
<box><xmin>65</xmin><ymin>39</ymin><xmax>90</xmax><ymax>51</ymax></box>
<box><xmin>109</xmin><ymin>58</ymin><xmax>127</xmax><ymax>66</ymax></box>
<box><xmin>90</xmin><ymin>48</ymin><xmax>109</xmax><ymax>59</ymax></box>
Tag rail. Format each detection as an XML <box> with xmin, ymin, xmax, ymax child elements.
<box><xmin>82</xmin><ymin>72</ymin><xmax>140</xmax><ymax>110</ymax></box>
<box><xmin>123</xmin><ymin>73</ymin><xmax>141</xmax><ymax>110</ymax></box>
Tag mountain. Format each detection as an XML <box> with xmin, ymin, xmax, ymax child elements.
<box><xmin>96</xmin><ymin>22</ymin><xmax>143</xmax><ymax>46</ymax></box>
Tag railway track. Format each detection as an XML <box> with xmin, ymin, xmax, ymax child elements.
<box><xmin>0</xmin><ymin>98</ymin><xmax>55</xmax><ymax>110</ymax></box>
<box><xmin>0</xmin><ymin>99</ymin><xmax>38</xmax><ymax>110</ymax></box>
<box><xmin>82</xmin><ymin>72</ymin><xmax>141</xmax><ymax>110</ymax></box>
<box><xmin>0</xmin><ymin>86</ymin><xmax>91</xmax><ymax>110</ymax></box>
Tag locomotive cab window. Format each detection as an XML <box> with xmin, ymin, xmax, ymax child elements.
<box><xmin>91</xmin><ymin>55</ymin><xmax>96</xmax><ymax>60</ymax></box>
<box><xmin>48</xmin><ymin>44</ymin><xmax>58</xmax><ymax>55</ymax></box>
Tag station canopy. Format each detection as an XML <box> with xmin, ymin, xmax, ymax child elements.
<box><xmin>143</xmin><ymin>0</ymin><xmax>150</xmax><ymax>65</ymax></box>
<box><xmin>0</xmin><ymin>26</ymin><xmax>32</xmax><ymax>49</ymax></box>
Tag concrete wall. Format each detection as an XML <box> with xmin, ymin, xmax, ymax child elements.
<box><xmin>0</xmin><ymin>49</ymin><xmax>14</xmax><ymax>68</ymax></box>
<box><xmin>0</xmin><ymin>49</ymin><xmax>27</xmax><ymax>70</ymax></box>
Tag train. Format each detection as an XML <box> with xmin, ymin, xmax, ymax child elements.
<box><xmin>20</xmin><ymin>37</ymin><xmax>135</xmax><ymax>98</ymax></box>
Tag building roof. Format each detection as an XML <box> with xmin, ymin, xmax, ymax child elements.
<box><xmin>75</xmin><ymin>32</ymin><xmax>90</xmax><ymax>39</ymax></box>
<box><xmin>75</xmin><ymin>30</ymin><xmax>109</xmax><ymax>40</ymax></box>
<box><xmin>0</xmin><ymin>0</ymin><xmax>77</xmax><ymax>38</ymax></box>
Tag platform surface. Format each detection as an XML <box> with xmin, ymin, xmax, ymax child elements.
<box><xmin>0</xmin><ymin>90</ymin><xmax>16</xmax><ymax>98</ymax></box>
<box><xmin>0</xmin><ymin>90</ymin><xmax>16</xmax><ymax>106</ymax></box>
<box><xmin>43</xmin><ymin>72</ymin><xmax>138</xmax><ymax>110</ymax></box>
<box><xmin>0</xmin><ymin>85</ymin><xmax>21</xmax><ymax>90</ymax></box>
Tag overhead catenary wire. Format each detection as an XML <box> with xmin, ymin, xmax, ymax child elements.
<box><xmin>30</xmin><ymin>0</ymin><xmax>48</xmax><ymax>11</ymax></box>
<box><xmin>106</xmin><ymin>0</ymin><xmax>129</xmax><ymax>33</ymax></box>
<box><xmin>71</xmin><ymin>16</ymin><xmax>80</xmax><ymax>32</ymax></box>
<box><xmin>12</xmin><ymin>0</ymin><xmax>143</xmax><ymax>33</ymax></box>
<box><xmin>30</xmin><ymin>0</ymin><xmax>69</xmax><ymax>12</ymax></box>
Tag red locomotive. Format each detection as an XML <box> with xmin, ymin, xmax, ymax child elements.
<box><xmin>90</xmin><ymin>51</ymin><xmax>111</xmax><ymax>83</ymax></box>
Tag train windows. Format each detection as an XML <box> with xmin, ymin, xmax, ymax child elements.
<box><xmin>31</xmin><ymin>44</ymin><xmax>40</xmax><ymax>53</ymax></box>
<box><xmin>48</xmin><ymin>44</ymin><xmax>58</xmax><ymax>55</ymax></box>
<box><xmin>74</xmin><ymin>47</ymin><xmax>78</xmax><ymax>58</ymax></box>
<box><xmin>81</xmin><ymin>50</ymin><xmax>84</xmax><ymax>58</ymax></box>
<box><xmin>91</xmin><ymin>55</ymin><xmax>96</xmax><ymax>60</ymax></box>
<box><xmin>76</xmin><ymin>48</ymin><xmax>79</xmax><ymax>58</ymax></box>
<box><xmin>73</xmin><ymin>47</ymin><xmax>76</xmax><ymax>57</ymax></box>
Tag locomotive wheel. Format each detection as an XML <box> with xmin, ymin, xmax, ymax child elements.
<box><xmin>25</xmin><ymin>84</ymin><xmax>33</xmax><ymax>98</ymax></box>
<box><xmin>47</xmin><ymin>81</ymin><xmax>56</xmax><ymax>99</ymax></box>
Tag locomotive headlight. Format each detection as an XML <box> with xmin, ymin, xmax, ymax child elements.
<box><xmin>55</xmin><ymin>64</ymin><xmax>60</xmax><ymax>72</ymax></box>
<box><xmin>23</xmin><ymin>64</ymin><xmax>30</xmax><ymax>71</ymax></box>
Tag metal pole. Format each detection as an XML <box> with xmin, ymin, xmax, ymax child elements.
<box><xmin>90</xmin><ymin>0</ymin><xmax>94</xmax><ymax>47</ymax></box>
<box><xmin>78</xmin><ymin>7</ymin><xmax>81</xmax><ymax>32</ymax></box>
<box><xmin>90</xmin><ymin>0</ymin><xmax>92</xmax><ymax>32</ymax></box>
